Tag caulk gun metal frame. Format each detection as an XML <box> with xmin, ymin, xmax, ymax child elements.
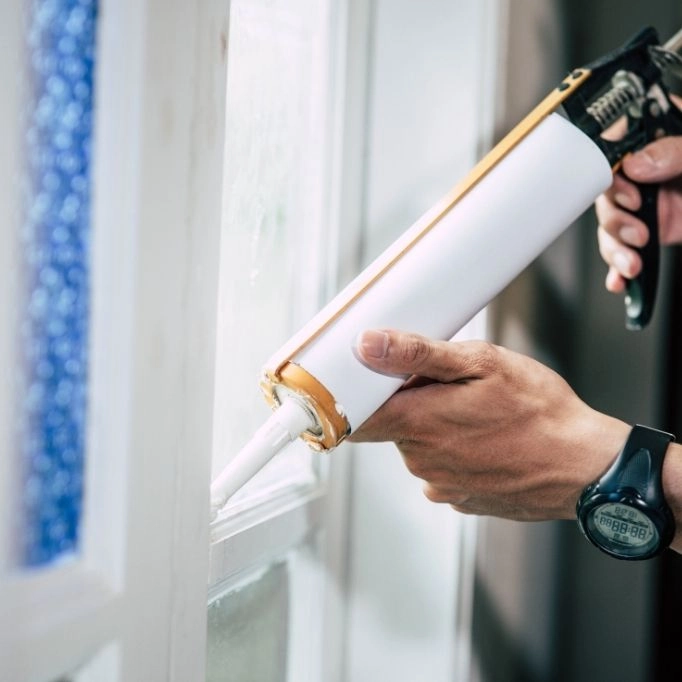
<box><xmin>562</xmin><ymin>26</ymin><xmax>682</xmax><ymax>330</ymax></box>
<box><xmin>259</xmin><ymin>26</ymin><xmax>682</xmax><ymax>453</ymax></box>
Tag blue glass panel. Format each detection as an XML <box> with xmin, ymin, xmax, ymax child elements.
<box><xmin>19</xmin><ymin>0</ymin><xmax>98</xmax><ymax>567</ymax></box>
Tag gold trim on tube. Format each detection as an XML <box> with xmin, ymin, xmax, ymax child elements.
<box><xmin>261</xmin><ymin>363</ymin><xmax>351</xmax><ymax>450</ymax></box>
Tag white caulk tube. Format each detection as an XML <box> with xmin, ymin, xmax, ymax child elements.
<box><xmin>211</xmin><ymin>103</ymin><xmax>614</xmax><ymax>515</ymax></box>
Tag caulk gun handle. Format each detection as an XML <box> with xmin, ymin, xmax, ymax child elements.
<box><xmin>624</xmin><ymin>181</ymin><xmax>660</xmax><ymax>330</ymax></box>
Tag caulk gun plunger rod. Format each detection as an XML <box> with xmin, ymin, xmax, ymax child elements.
<box><xmin>210</xmin><ymin>399</ymin><xmax>316</xmax><ymax>519</ymax></box>
<box><xmin>665</xmin><ymin>27</ymin><xmax>682</xmax><ymax>54</ymax></box>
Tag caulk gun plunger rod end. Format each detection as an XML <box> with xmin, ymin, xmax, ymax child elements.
<box><xmin>665</xmin><ymin>26</ymin><xmax>682</xmax><ymax>54</ymax></box>
<box><xmin>210</xmin><ymin>399</ymin><xmax>315</xmax><ymax>519</ymax></box>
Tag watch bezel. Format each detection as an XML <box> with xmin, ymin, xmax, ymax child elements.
<box><xmin>577</xmin><ymin>486</ymin><xmax>674</xmax><ymax>560</ymax></box>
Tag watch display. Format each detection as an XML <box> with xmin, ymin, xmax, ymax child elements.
<box><xmin>587</xmin><ymin>502</ymin><xmax>658</xmax><ymax>558</ymax></box>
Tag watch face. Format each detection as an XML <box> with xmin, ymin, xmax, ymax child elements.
<box><xmin>588</xmin><ymin>502</ymin><xmax>659</xmax><ymax>558</ymax></box>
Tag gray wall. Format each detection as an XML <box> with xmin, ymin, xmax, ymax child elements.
<box><xmin>474</xmin><ymin>2</ymin><xmax>682</xmax><ymax>681</ymax></box>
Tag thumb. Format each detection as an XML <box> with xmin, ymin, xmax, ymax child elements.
<box><xmin>353</xmin><ymin>329</ymin><xmax>494</xmax><ymax>383</ymax></box>
<box><xmin>622</xmin><ymin>135</ymin><xmax>682</xmax><ymax>183</ymax></box>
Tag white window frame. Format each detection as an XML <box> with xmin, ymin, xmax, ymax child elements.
<box><xmin>1</xmin><ymin>0</ymin><xmax>227</xmax><ymax>679</ymax></box>
<box><xmin>206</xmin><ymin>1</ymin><xmax>352</xmax><ymax>679</ymax></box>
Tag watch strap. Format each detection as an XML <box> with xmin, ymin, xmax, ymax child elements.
<box><xmin>598</xmin><ymin>424</ymin><xmax>674</xmax><ymax>506</ymax></box>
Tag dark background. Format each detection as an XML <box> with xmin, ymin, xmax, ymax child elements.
<box><xmin>473</xmin><ymin>3</ymin><xmax>682</xmax><ymax>681</ymax></box>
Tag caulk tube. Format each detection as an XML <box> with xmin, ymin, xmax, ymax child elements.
<box><xmin>260</xmin><ymin>112</ymin><xmax>612</xmax><ymax>449</ymax></box>
<box><xmin>212</xmin><ymin>75</ymin><xmax>614</xmax><ymax>512</ymax></box>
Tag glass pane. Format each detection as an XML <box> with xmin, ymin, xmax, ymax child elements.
<box><xmin>212</xmin><ymin>0</ymin><xmax>333</xmax><ymax>505</ymax></box>
<box><xmin>18</xmin><ymin>0</ymin><xmax>98</xmax><ymax>566</ymax></box>
<box><xmin>207</xmin><ymin>563</ymin><xmax>289</xmax><ymax>682</ymax></box>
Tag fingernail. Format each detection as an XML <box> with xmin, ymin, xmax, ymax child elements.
<box><xmin>618</xmin><ymin>225</ymin><xmax>641</xmax><ymax>245</ymax></box>
<box><xmin>356</xmin><ymin>330</ymin><xmax>389</xmax><ymax>359</ymax></box>
<box><xmin>613</xmin><ymin>252</ymin><xmax>631</xmax><ymax>275</ymax></box>
<box><xmin>614</xmin><ymin>192</ymin><xmax>637</xmax><ymax>211</ymax></box>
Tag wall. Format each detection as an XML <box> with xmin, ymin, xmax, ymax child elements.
<box><xmin>477</xmin><ymin>2</ymin><xmax>682</xmax><ymax>682</ymax></box>
<box><xmin>556</xmin><ymin>4</ymin><xmax>682</xmax><ymax>681</ymax></box>
<box><xmin>471</xmin><ymin>4</ymin><xmax>568</xmax><ymax>681</ymax></box>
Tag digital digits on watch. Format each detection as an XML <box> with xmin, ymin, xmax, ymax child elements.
<box><xmin>576</xmin><ymin>424</ymin><xmax>675</xmax><ymax>560</ymax></box>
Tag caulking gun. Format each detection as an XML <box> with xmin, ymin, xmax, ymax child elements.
<box><xmin>211</xmin><ymin>26</ymin><xmax>682</xmax><ymax>518</ymax></box>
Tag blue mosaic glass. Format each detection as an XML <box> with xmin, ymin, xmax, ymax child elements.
<box><xmin>19</xmin><ymin>0</ymin><xmax>98</xmax><ymax>567</ymax></box>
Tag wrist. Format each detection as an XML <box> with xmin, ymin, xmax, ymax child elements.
<box><xmin>573</xmin><ymin>411</ymin><xmax>631</xmax><ymax>501</ymax></box>
<box><xmin>548</xmin><ymin>410</ymin><xmax>629</xmax><ymax>520</ymax></box>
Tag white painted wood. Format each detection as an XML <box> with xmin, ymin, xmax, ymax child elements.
<box><xmin>208</xmin><ymin>489</ymin><xmax>325</xmax><ymax>596</ymax></box>
<box><xmin>210</xmin><ymin>0</ymin><xmax>342</xmax><ymax>489</ymax></box>
<box><xmin>207</xmin><ymin>0</ymin><xmax>354</xmax><ymax>679</ymax></box>
<box><xmin>96</xmin><ymin>0</ymin><xmax>227</xmax><ymax>678</ymax></box>
<box><xmin>342</xmin><ymin>1</ymin><xmax>504</xmax><ymax>680</ymax></box>
<box><xmin>0</xmin><ymin>0</ymin><xmax>22</xmax><ymax>580</ymax></box>
<box><xmin>1</xmin><ymin>0</ymin><xmax>227</xmax><ymax>679</ymax></box>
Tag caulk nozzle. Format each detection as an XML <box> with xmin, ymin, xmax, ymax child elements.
<box><xmin>210</xmin><ymin>399</ymin><xmax>315</xmax><ymax>520</ymax></box>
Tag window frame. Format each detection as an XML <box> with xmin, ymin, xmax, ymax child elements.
<box><xmin>1</xmin><ymin>0</ymin><xmax>228</xmax><ymax>679</ymax></box>
<box><xmin>206</xmin><ymin>1</ymin><xmax>353</xmax><ymax>679</ymax></box>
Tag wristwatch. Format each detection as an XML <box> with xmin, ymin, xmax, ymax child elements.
<box><xmin>576</xmin><ymin>424</ymin><xmax>676</xmax><ymax>560</ymax></box>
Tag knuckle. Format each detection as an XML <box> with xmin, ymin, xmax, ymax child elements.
<box><xmin>597</xmin><ymin>214</ymin><xmax>621</xmax><ymax>238</ymax></box>
<box><xmin>400</xmin><ymin>335</ymin><xmax>432</xmax><ymax>367</ymax></box>
<box><xmin>469</xmin><ymin>340</ymin><xmax>500</xmax><ymax>374</ymax></box>
<box><xmin>597</xmin><ymin>228</ymin><xmax>620</xmax><ymax>263</ymax></box>
<box><xmin>597</xmin><ymin>238</ymin><xmax>611</xmax><ymax>264</ymax></box>
<box><xmin>594</xmin><ymin>194</ymin><xmax>612</xmax><ymax>223</ymax></box>
<box><xmin>656</xmin><ymin>135</ymin><xmax>682</xmax><ymax>170</ymax></box>
<box><xmin>671</xmin><ymin>138</ymin><xmax>682</xmax><ymax>168</ymax></box>
<box><xmin>401</xmin><ymin>453</ymin><xmax>430</xmax><ymax>480</ymax></box>
<box><xmin>423</xmin><ymin>483</ymin><xmax>449</xmax><ymax>504</ymax></box>
<box><xmin>450</xmin><ymin>503</ymin><xmax>475</xmax><ymax>516</ymax></box>
<box><xmin>422</xmin><ymin>474</ymin><xmax>463</xmax><ymax>505</ymax></box>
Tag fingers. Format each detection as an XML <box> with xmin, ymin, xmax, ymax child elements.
<box><xmin>597</xmin><ymin>223</ymin><xmax>642</xmax><ymax>283</ymax></box>
<box><xmin>350</xmin><ymin>330</ymin><xmax>498</xmax><ymax>443</ymax></box>
<box><xmin>595</xmin><ymin>177</ymin><xmax>647</xmax><ymax>286</ymax></box>
<box><xmin>597</xmin><ymin>172</ymin><xmax>641</xmax><ymax>213</ymax></box>
<box><xmin>595</xmin><ymin>192</ymin><xmax>649</xmax><ymax>247</ymax></box>
<box><xmin>621</xmin><ymin>135</ymin><xmax>682</xmax><ymax>184</ymax></box>
<box><xmin>353</xmin><ymin>329</ymin><xmax>498</xmax><ymax>383</ymax></box>
<box><xmin>605</xmin><ymin>266</ymin><xmax>626</xmax><ymax>294</ymax></box>
<box><xmin>595</xmin><ymin>177</ymin><xmax>649</xmax><ymax>247</ymax></box>
<box><xmin>347</xmin><ymin>388</ymin><xmax>416</xmax><ymax>443</ymax></box>
<box><xmin>596</xmin><ymin>136</ymin><xmax>682</xmax><ymax>284</ymax></box>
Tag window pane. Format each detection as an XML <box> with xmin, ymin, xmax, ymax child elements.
<box><xmin>207</xmin><ymin>563</ymin><xmax>289</xmax><ymax>682</ymax></box>
<box><xmin>18</xmin><ymin>0</ymin><xmax>98</xmax><ymax>566</ymax></box>
<box><xmin>212</xmin><ymin>0</ymin><xmax>334</xmax><ymax>504</ymax></box>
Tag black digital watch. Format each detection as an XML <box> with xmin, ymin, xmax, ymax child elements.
<box><xmin>576</xmin><ymin>424</ymin><xmax>675</xmax><ymax>560</ymax></box>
